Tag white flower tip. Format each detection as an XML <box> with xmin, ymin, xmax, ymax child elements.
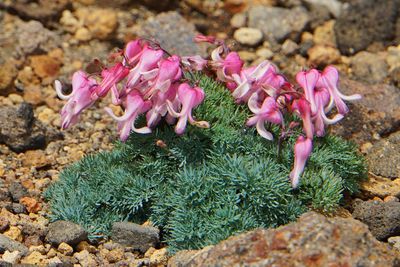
<box><xmin>55</xmin><ymin>80</ymin><xmax>71</xmax><ymax>100</ymax></box>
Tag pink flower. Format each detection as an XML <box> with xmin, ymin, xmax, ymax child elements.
<box><xmin>317</xmin><ymin>66</ymin><xmax>362</xmax><ymax>115</ymax></box>
<box><xmin>290</xmin><ymin>136</ymin><xmax>313</xmax><ymax>188</ymax></box>
<box><xmin>181</xmin><ymin>55</ymin><xmax>208</xmax><ymax>71</ymax></box>
<box><xmin>105</xmin><ymin>91</ymin><xmax>152</xmax><ymax>141</ymax></box>
<box><xmin>143</xmin><ymin>55</ymin><xmax>182</xmax><ymax>99</ymax></box>
<box><xmin>210</xmin><ymin>46</ymin><xmax>243</xmax><ymax>82</ymax></box>
<box><xmin>292</xmin><ymin>98</ymin><xmax>314</xmax><ymax>139</ymax></box>
<box><xmin>124</xmin><ymin>40</ymin><xmax>144</xmax><ymax>66</ymax></box>
<box><xmin>296</xmin><ymin>69</ymin><xmax>320</xmax><ymax>115</ymax></box>
<box><xmin>193</xmin><ymin>34</ymin><xmax>217</xmax><ymax>44</ymax></box>
<box><xmin>166</xmin><ymin>83</ymin><xmax>209</xmax><ymax>135</ymax></box>
<box><xmin>94</xmin><ymin>63</ymin><xmax>130</xmax><ymax>98</ymax></box>
<box><xmin>246</xmin><ymin>94</ymin><xmax>283</xmax><ymax>140</ymax></box>
<box><xmin>146</xmin><ymin>83</ymin><xmax>178</xmax><ymax>128</ymax></box>
<box><xmin>55</xmin><ymin>71</ymin><xmax>98</xmax><ymax>129</ymax></box>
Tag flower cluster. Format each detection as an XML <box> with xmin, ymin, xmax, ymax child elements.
<box><xmin>55</xmin><ymin>36</ymin><xmax>361</xmax><ymax>188</ymax></box>
<box><xmin>198</xmin><ymin>35</ymin><xmax>361</xmax><ymax>188</ymax></box>
<box><xmin>55</xmin><ymin>39</ymin><xmax>209</xmax><ymax>141</ymax></box>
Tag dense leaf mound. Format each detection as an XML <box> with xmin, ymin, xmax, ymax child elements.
<box><xmin>45</xmin><ymin>75</ymin><xmax>366</xmax><ymax>252</ymax></box>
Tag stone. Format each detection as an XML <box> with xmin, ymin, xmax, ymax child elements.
<box><xmin>366</xmin><ymin>131</ymin><xmax>400</xmax><ymax>179</ymax></box>
<box><xmin>0</xmin><ymin>217</ymin><xmax>9</xmax><ymax>232</ymax></box>
<box><xmin>353</xmin><ymin>199</ymin><xmax>400</xmax><ymax>241</ymax></box>
<box><xmin>20</xmin><ymin>251</ymin><xmax>47</xmax><ymax>265</ymax></box>
<box><xmin>22</xmin><ymin>150</ymin><xmax>51</xmax><ymax>169</ymax></box>
<box><xmin>0</xmin><ymin>234</ymin><xmax>28</xmax><ymax>255</ymax></box>
<box><xmin>248</xmin><ymin>5</ymin><xmax>310</xmax><ymax>43</ymax></box>
<box><xmin>0</xmin><ymin>61</ymin><xmax>18</xmax><ymax>96</ymax></box>
<box><xmin>230</xmin><ymin>13</ymin><xmax>247</xmax><ymax>28</ymax></box>
<box><xmin>256</xmin><ymin>47</ymin><xmax>273</xmax><ymax>59</ymax></box>
<box><xmin>74</xmin><ymin>27</ymin><xmax>92</xmax><ymax>42</ymax></box>
<box><xmin>77</xmin><ymin>8</ymin><xmax>118</xmax><ymax>40</ymax></box>
<box><xmin>2</xmin><ymin>250</ymin><xmax>21</xmax><ymax>264</ymax></box>
<box><xmin>331</xmin><ymin>78</ymin><xmax>400</xmax><ymax>144</ymax></box>
<box><xmin>308</xmin><ymin>45</ymin><xmax>341</xmax><ymax>67</ymax></box>
<box><xmin>351</xmin><ymin>51</ymin><xmax>389</xmax><ymax>84</ymax></box>
<box><xmin>303</xmin><ymin>0</ymin><xmax>343</xmax><ymax>18</ymax></box>
<box><xmin>281</xmin><ymin>39</ymin><xmax>299</xmax><ymax>56</ymax></box>
<box><xmin>29</xmin><ymin>54</ymin><xmax>61</xmax><ymax>79</ymax></box>
<box><xmin>0</xmin><ymin>103</ymin><xmax>62</xmax><ymax>153</ymax></box>
<box><xmin>6</xmin><ymin>203</ymin><xmax>27</xmax><ymax>215</ymax></box>
<box><xmin>76</xmin><ymin>241</ymin><xmax>97</xmax><ymax>253</ymax></box>
<box><xmin>360</xmin><ymin>175</ymin><xmax>400</xmax><ymax>199</ymax></box>
<box><xmin>58</xmin><ymin>242</ymin><xmax>73</xmax><ymax>256</ymax></box>
<box><xmin>137</xmin><ymin>11</ymin><xmax>207</xmax><ymax>56</ymax></box>
<box><xmin>46</xmin><ymin>221</ymin><xmax>87</xmax><ymax>246</ymax></box>
<box><xmin>149</xmin><ymin>247</ymin><xmax>168</xmax><ymax>266</ymax></box>
<box><xmin>105</xmin><ymin>248</ymin><xmax>124</xmax><ymax>263</ymax></box>
<box><xmin>20</xmin><ymin>197</ymin><xmax>41</xmax><ymax>213</ymax></box>
<box><xmin>111</xmin><ymin>222</ymin><xmax>159</xmax><ymax>253</ymax></box>
<box><xmin>233</xmin><ymin>27</ymin><xmax>263</xmax><ymax>46</ymax></box>
<box><xmin>387</xmin><ymin>45</ymin><xmax>400</xmax><ymax>71</ymax></box>
<box><xmin>9</xmin><ymin>182</ymin><xmax>29</xmax><ymax>202</ymax></box>
<box><xmin>313</xmin><ymin>20</ymin><xmax>336</xmax><ymax>47</ymax></box>
<box><xmin>16</xmin><ymin>20</ymin><xmax>59</xmax><ymax>57</ymax></box>
<box><xmin>74</xmin><ymin>250</ymin><xmax>97</xmax><ymax>266</ymax></box>
<box><xmin>335</xmin><ymin>0</ymin><xmax>398</xmax><ymax>55</ymax></box>
<box><xmin>388</xmin><ymin>236</ymin><xmax>400</xmax><ymax>251</ymax></box>
<box><xmin>169</xmin><ymin>212</ymin><xmax>400</xmax><ymax>266</ymax></box>
<box><xmin>4</xmin><ymin>226</ymin><xmax>23</xmax><ymax>242</ymax></box>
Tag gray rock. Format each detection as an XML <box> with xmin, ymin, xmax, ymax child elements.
<box><xmin>230</xmin><ymin>13</ymin><xmax>247</xmax><ymax>28</ymax></box>
<box><xmin>5</xmin><ymin>203</ymin><xmax>27</xmax><ymax>215</ymax></box>
<box><xmin>350</xmin><ymin>51</ymin><xmax>389</xmax><ymax>84</ymax></box>
<box><xmin>281</xmin><ymin>39</ymin><xmax>299</xmax><ymax>56</ymax></box>
<box><xmin>335</xmin><ymin>0</ymin><xmax>398</xmax><ymax>55</ymax></box>
<box><xmin>16</xmin><ymin>20</ymin><xmax>59</xmax><ymax>57</ymax></box>
<box><xmin>8</xmin><ymin>182</ymin><xmax>28</xmax><ymax>202</ymax></box>
<box><xmin>367</xmin><ymin>131</ymin><xmax>400</xmax><ymax>179</ymax></box>
<box><xmin>111</xmin><ymin>222</ymin><xmax>159</xmax><ymax>253</ymax></box>
<box><xmin>248</xmin><ymin>5</ymin><xmax>310</xmax><ymax>43</ymax></box>
<box><xmin>169</xmin><ymin>212</ymin><xmax>400</xmax><ymax>266</ymax></box>
<box><xmin>0</xmin><ymin>234</ymin><xmax>28</xmax><ymax>256</ymax></box>
<box><xmin>303</xmin><ymin>0</ymin><xmax>344</xmax><ymax>18</ymax></box>
<box><xmin>353</xmin><ymin>199</ymin><xmax>400</xmax><ymax>241</ymax></box>
<box><xmin>46</xmin><ymin>221</ymin><xmax>88</xmax><ymax>246</ymax></box>
<box><xmin>233</xmin><ymin>27</ymin><xmax>263</xmax><ymax>46</ymax></box>
<box><xmin>137</xmin><ymin>11</ymin><xmax>207</xmax><ymax>56</ymax></box>
<box><xmin>0</xmin><ymin>103</ymin><xmax>62</xmax><ymax>153</ymax></box>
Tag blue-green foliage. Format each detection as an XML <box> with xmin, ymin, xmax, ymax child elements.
<box><xmin>44</xmin><ymin>74</ymin><xmax>367</xmax><ymax>252</ymax></box>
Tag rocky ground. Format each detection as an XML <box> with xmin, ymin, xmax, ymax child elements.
<box><xmin>0</xmin><ymin>0</ymin><xmax>399</xmax><ymax>266</ymax></box>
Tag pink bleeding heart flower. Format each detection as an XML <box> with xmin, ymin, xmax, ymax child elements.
<box><xmin>126</xmin><ymin>47</ymin><xmax>164</xmax><ymax>90</ymax></box>
<box><xmin>166</xmin><ymin>83</ymin><xmax>209</xmax><ymax>135</ymax></box>
<box><xmin>146</xmin><ymin>83</ymin><xmax>178</xmax><ymax>128</ymax></box>
<box><xmin>289</xmin><ymin>136</ymin><xmax>313</xmax><ymax>188</ymax></box>
<box><xmin>94</xmin><ymin>63</ymin><xmax>130</xmax><ymax>98</ymax></box>
<box><xmin>292</xmin><ymin>98</ymin><xmax>314</xmax><ymax>140</ymax></box>
<box><xmin>124</xmin><ymin>40</ymin><xmax>144</xmax><ymax>66</ymax></box>
<box><xmin>55</xmin><ymin>71</ymin><xmax>98</xmax><ymax>129</ymax></box>
<box><xmin>246</xmin><ymin>94</ymin><xmax>283</xmax><ymax>140</ymax></box>
<box><xmin>193</xmin><ymin>34</ymin><xmax>217</xmax><ymax>44</ymax></box>
<box><xmin>317</xmin><ymin>66</ymin><xmax>362</xmax><ymax>115</ymax></box>
<box><xmin>296</xmin><ymin>69</ymin><xmax>320</xmax><ymax>115</ymax></box>
<box><xmin>143</xmin><ymin>55</ymin><xmax>182</xmax><ymax>99</ymax></box>
<box><xmin>105</xmin><ymin>91</ymin><xmax>152</xmax><ymax>142</ymax></box>
<box><xmin>181</xmin><ymin>55</ymin><xmax>208</xmax><ymax>71</ymax></box>
<box><xmin>313</xmin><ymin>88</ymin><xmax>344</xmax><ymax>137</ymax></box>
<box><xmin>232</xmin><ymin>61</ymin><xmax>271</xmax><ymax>100</ymax></box>
<box><xmin>210</xmin><ymin>46</ymin><xmax>243</xmax><ymax>82</ymax></box>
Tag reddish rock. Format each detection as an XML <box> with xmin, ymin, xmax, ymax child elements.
<box><xmin>30</xmin><ymin>55</ymin><xmax>61</xmax><ymax>79</ymax></box>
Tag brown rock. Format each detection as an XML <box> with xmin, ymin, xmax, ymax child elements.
<box><xmin>150</xmin><ymin>247</ymin><xmax>168</xmax><ymax>266</ymax></box>
<box><xmin>169</xmin><ymin>212</ymin><xmax>400</xmax><ymax>267</ymax></box>
<box><xmin>23</xmin><ymin>85</ymin><xmax>44</xmax><ymax>106</ymax></box>
<box><xmin>308</xmin><ymin>45</ymin><xmax>341</xmax><ymax>67</ymax></box>
<box><xmin>22</xmin><ymin>150</ymin><xmax>50</xmax><ymax>169</ymax></box>
<box><xmin>76</xmin><ymin>8</ymin><xmax>118</xmax><ymax>40</ymax></box>
<box><xmin>313</xmin><ymin>20</ymin><xmax>336</xmax><ymax>47</ymax></box>
<box><xmin>21</xmin><ymin>251</ymin><xmax>47</xmax><ymax>265</ymax></box>
<box><xmin>20</xmin><ymin>197</ymin><xmax>41</xmax><ymax>214</ymax></box>
<box><xmin>0</xmin><ymin>61</ymin><xmax>18</xmax><ymax>96</ymax></box>
<box><xmin>4</xmin><ymin>226</ymin><xmax>23</xmax><ymax>242</ymax></box>
<box><xmin>58</xmin><ymin>242</ymin><xmax>73</xmax><ymax>256</ymax></box>
<box><xmin>30</xmin><ymin>55</ymin><xmax>61</xmax><ymax>79</ymax></box>
<box><xmin>360</xmin><ymin>174</ymin><xmax>400</xmax><ymax>199</ymax></box>
<box><xmin>0</xmin><ymin>217</ymin><xmax>10</xmax><ymax>233</ymax></box>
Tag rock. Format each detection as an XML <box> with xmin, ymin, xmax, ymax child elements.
<box><xmin>19</xmin><ymin>197</ymin><xmax>41</xmax><ymax>214</ymax></box>
<box><xmin>6</xmin><ymin>204</ymin><xmax>26</xmax><ymax>215</ymax></box>
<box><xmin>20</xmin><ymin>251</ymin><xmax>47</xmax><ymax>265</ymax></box>
<box><xmin>335</xmin><ymin>0</ymin><xmax>398</xmax><ymax>55</ymax></box>
<box><xmin>138</xmin><ymin>11</ymin><xmax>207</xmax><ymax>56</ymax></box>
<box><xmin>76</xmin><ymin>8</ymin><xmax>118</xmax><ymax>40</ymax></box>
<box><xmin>360</xmin><ymin>175</ymin><xmax>400</xmax><ymax>199</ymax></box>
<box><xmin>0</xmin><ymin>61</ymin><xmax>18</xmax><ymax>96</ymax></box>
<box><xmin>303</xmin><ymin>0</ymin><xmax>343</xmax><ymax>18</ymax></box>
<box><xmin>387</xmin><ymin>45</ymin><xmax>400</xmax><ymax>71</ymax></box>
<box><xmin>281</xmin><ymin>39</ymin><xmax>299</xmax><ymax>56</ymax></box>
<box><xmin>353</xmin><ymin>199</ymin><xmax>400</xmax><ymax>241</ymax></box>
<box><xmin>308</xmin><ymin>44</ymin><xmax>341</xmax><ymax>66</ymax></box>
<box><xmin>248</xmin><ymin>5</ymin><xmax>310</xmax><ymax>43</ymax></box>
<box><xmin>74</xmin><ymin>250</ymin><xmax>97</xmax><ymax>266</ymax></box>
<box><xmin>76</xmin><ymin>241</ymin><xmax>97</xmax><ymax>253</ymax></box>
<box><xmin>169</xmin><ymin>212</ymin><xmax>400</xmax><ymax>266</ymax></box>
<box><xmin>233</xmin><ymin>27</ymin><xmax>263</xmax><ymax>46</ymax></box>
<box><xmin>313</xmin><ymin>20</ymin><xmax>336</xmax><ymax>47</ymax></box>
<box><xmin>230</xmin><ymin>13</ymin><xmax>247</xmax><ymax>28</ymax></box>
<box><xmin>58</xmin><ymin>242</ymin><xmax>73</xmax><ymax>256</ymax></box>
<box><xmin>0</xmin><ymin>217</ymin><xmax>9</xmax><ymax>232</ymax></box>
<box><xmin>0</xmin><ymin>234</ymin><xmax>28</xmax><ymax>256</ymax></box>
<box><xmin>4</xmin><ymin>227</ymin><xmax>23</xmax><ymax>242</ymax></box>
<box><xmin>16</xmin><ymin>20</ymin><xmax>59</xmax><ymax>57</ymax></box>
<box><xmin>9</xmin><ymin>182</ymin><xmax>28</xmax><ymax>203</ymax></box>
<box><xmin>388</xmin><ymin>236</ymin><xmax>400</xmax><ymax>251</ymax></box>
<box><xmin>366</xmin><ymin>131</ymin><xmax>400</xmax><ymax>179</ymax></box>
<box><xmin>0</xmin><ymin>103</ymin><xmax>62</xmax><ymax>153</ymax></box>
<box><xmin>2</xmin><ymin>250</ymin><xmax>21</xmax><ymax>264</ymax></box>
<box><xmin>331</xmin><ymin>78</ymin><xmax>400</xmax><ymax>144</ymax></box>
<box><xmin>46</xmin><ymin>221</ymin><xmax>87</xmax><ymax>246</ymax></box>
<box><xmin>29</xmin><ymin>54</ymin><xmax>61</xmax><ymax>79</ymax></box>
<box><xmin>350</xmin><ymin>51</ymin><xmax>388</xmax><ymax>84</ymax></box>
<box><xmin>111</xmin><ymin>222</ymin><xmax>159</xmax><ymax>253</ymax></box>
<box><xmin>0</xmin><ymin>0</ymin><xmax>70</xmax><ymax>23</ymax></box>
<box><xmin>149</xmin><ymin>247</ymin><xmax>168</xmax><ymax>266</ymax></box>
<box><xmin>22</xmin><ymin>150</ymin><xmax>51</xmax><ymax>169</ymax></box>
<box><xmin>105</xmin><ymin>248</ymin><xmax>124</xmax><ymax>263</ymax></box>
<box><xmin>256</xmin><ymin>47</ymin><xmax>273</xmax><ymax>59</ymax></box>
